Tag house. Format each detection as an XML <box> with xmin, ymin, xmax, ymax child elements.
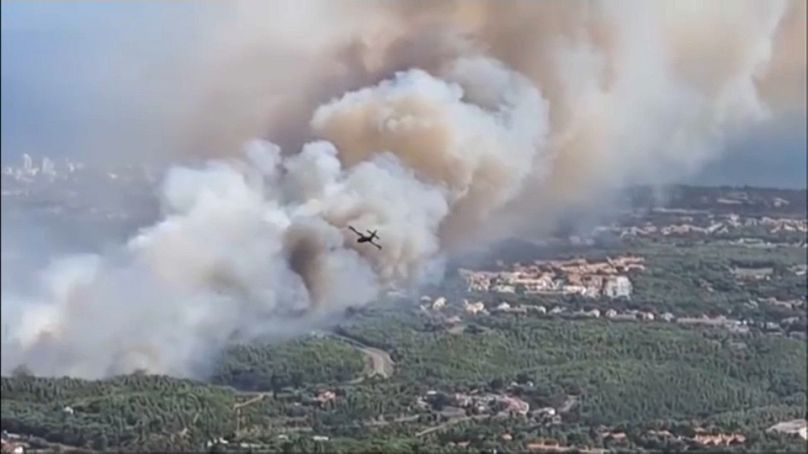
<box><xmin>731</xmin><ymin>266</ymin><xmax>773</xmax><ymax>280</ymax></box>
<box><xmin>206</xmin><ymin>438</ymin><xmax>230</xmax><ymax>448</ymax></box>
<box><xmin>780</xmin><ymin>316</ymin><xmax>800</xmax><ymax>326</ymax></box>
<box><xmin>492</xmin><ymin>284</ymin><xmax>516</xmax><ymax>293</ymax></box>
<box><xmin>582</xmin><ymin>275</ymin><xmax>605</xmax><ymax>297</ymax></box>
<box><xmin>439</xmin><ymin>406</ymin><xmax>467</xmax><ymax>419</ymax></box>
<box><xmin>0</xmin><ymin>440</ymin><xmax>26</xmax><ymax>454</ymax></box>
<box><xmin>499</xmin><ymin>396</ymin><xmax>530</xmax><ymax>416</ymax></box>
<box><xmin>519</xmin><ymin>274</ymin><xmax>560</xmax><ymax>293</ymax></box>
<box><xmin>575</xmin><ymin>309</ymin><xmax>600</xmax><ymax>319</ymax></box>
<box><xmin>603</xmin><ymin>276</ymin><xmax>632</xmax><ymax>299</ymax></box>
<box><xmin>605</xmin><ymin>432</ymin><xmax>628</xmax><ymax>442</ymax></box>
<box><xmin>453</xmin><ymin>393</ymin><xmax>472</xmax><ymax>407</ymax></box>
<box><xmin>496</xmin><ymin>302</ymin><xmax>512</xmax><ymax>312</ymax></box>
<box><xmin>563</xmin><ymin>285</ymin><xmax>587</xmax><ymax>295</ymax></box>
<box><xmin>647</xmin><ymin>429</ymin><xmax>675</xmax><ymax>438</ymax></box>
<box><xmin>726</xmin><ymin>214</ymin><xmax>741</xmax><ymax>227</ymax></box>
<box><xmin>692</xmin><ymin>432</ymin><xmax>746</xmax><ymax>446</ymax></box>
<box><xmin>314</xmin><ymin>390</ymin><xmax>336</xmax><ymax>405</ymax></box>
<box><xmin>464</xmin><ymin>301</ymin><xmax>487</xmax><ymax>315</ymax></box>
<box><xmin>790</xmin><ymin>264</ymin><xmax>807</xmax><ymax>276</ymax></box>
<box><xmin>533</xmin><ymin>407</ymin><xmax>557</xmax><ymax>418</ymax></box>
<box><xmin>431</xmin><ymin>297</ymin><xmax>447</xmax><ymax>310</ymax></box>
<box><xmin>566</xmin><ymin>274</ymin><xmax>583</xmax><ymax>286</ymax></box>
<box><xmin>677</xmin><ymin>315</ymin><xmax>742</xmax><ymax>328</ymax></box>
<box><xmin>767</xmin><ymin>419</ymin><xmax>808</xmax><ymax>440</ymax></box>
<box><xmin>415</xmin><ymin>397</ymin><xmax>429</xmax><ymax>410</ymax></box>
<box><xmin>526</xmin><ymin>439</ymin><xmax>563</xmax><ymax>451</ymax></box>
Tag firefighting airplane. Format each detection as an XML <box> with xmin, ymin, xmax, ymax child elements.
<box><xmin>348</xmin><ymin>226</ymin><xmax>382</xmax><ymax>250</ymax></box>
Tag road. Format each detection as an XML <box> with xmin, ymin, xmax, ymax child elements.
<box><xmin>363</xmin><ymin>414</ymin><xmax>421</xmax><ymax>427</ymax></box>
<box><xmin>233</xmin><ymin>393</ymin><xmax>266</xmax><ymax>410</ymax></box>
<box><xmin>415</xmin><ymin>414</ymin><xmax>490</xmax><ymax>437</ymax></box>
<box><xmin>328</xmin><ymin>333</ymin><xmax>395</xmax><ymax>379</ymax></box>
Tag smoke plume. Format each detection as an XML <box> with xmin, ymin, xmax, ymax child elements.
<box><xmin>2</xmin><ymin>58</ymin><xmax>546</xmax><ymax>377</ymax></box>
<box><xmin>2</xmin><ymin>0</ymin><xmax>804</xmax><ymax>377</ymax></box>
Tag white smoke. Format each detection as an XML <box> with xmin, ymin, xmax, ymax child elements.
<box><xmin>2</xmin><ymin>0</ymin><xmax>804</xmax><ymax>378</ymax></box>
<box><xmin>2</xmin><ymin>57</ymin><xmax>547</xmax><ymax>377</ymax></box>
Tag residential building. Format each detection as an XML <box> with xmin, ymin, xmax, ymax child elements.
<box><xmin>604</xmin><ymin>276</ymin><xmax>632</xmax><ymax>299</ymax></box>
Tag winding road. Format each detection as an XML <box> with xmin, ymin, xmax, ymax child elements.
<box><xmin>328</xmin><ymin>333</ymin><xmax>395</xmax><ymax>379</ymax></box>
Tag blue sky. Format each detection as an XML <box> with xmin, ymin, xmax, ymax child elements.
<box><xmin>1</xmin><ymin>1</ymin><xmax>805</xmax><ymax>188</ymax></box>
<box><xmin>1</xmin><ymin>1</ymin><xmax>217</xmax><ymax>163</ymax></box>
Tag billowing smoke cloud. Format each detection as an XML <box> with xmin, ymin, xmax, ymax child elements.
<box><xmin>2</xmin><ymin>0</ymin><xmax>804</xmax><ymax>377</ymax></box>
<box><xmin>2</xmin><ymin>57</ymin><xmax>547</xmax><ymax>377</ymax></box>
<box><xmin>176</xmin><ymin>0</ymin><xmax>804</xmax><ymax>239</ymax></box>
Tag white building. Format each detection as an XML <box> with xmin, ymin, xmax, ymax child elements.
<box><xmin>41</xmin><ymin>157</ymin><xmax>56</xmax><ymax>178</ymax></box>
<box><xmin>465</xmin><ymin>301</ymin><xmax>487</xmax><ymax>315</ymax></box>
<box><xmin>492</xmin><ymin>284</ymin><xmax>516</xmax><ymax>293</ymax></box>
<box><xmin>535</xmin><ymin>407</ymin><xmax>557</xmax><ymax>417</ymax></box>
<box><xmin>562</xmin><ymin>285</ymin><xmax>587</xmax><ymax>296</ymax></box>
<box><xmin>22</xmin><ymin>153</ymin><xmax>34</xmax><ymax>175</ymax></box>
<box><xmin>496</xmin><ymin>302</ymin><xmax>511</xmax><ymax>312</ymax></box>
<box><xmin>432</xmin><ymin>297</ymin><xmax>447</xmax><ymax>310</ymax></box>
<box><xmin>767</xmin><ymin>420</ymin><xmax>808</xmax><ymax>440</ymax></box>
<box><xmin>604</xmin><ymin>276</ymin><xmax>632</xmax><ymax>299</ymax></box>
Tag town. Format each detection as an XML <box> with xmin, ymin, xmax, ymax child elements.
<box><xmin>459</xmin><ymin>256</ymin><xmax>644</xmax><ymax>299</ymax></box>
<box><xmin>596</xmin><ymin>213</ymin><xmax>808</xmax><ymax>239</ymax></box>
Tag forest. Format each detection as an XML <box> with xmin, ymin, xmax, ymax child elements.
<box><xmin>3</xmin><ymin>307</ymin><xmax>805</xmax><ymax>452</ymax></box>
<box><xmin>2</xmin><ymin>201</ymin><xmax>806</xmax><ymax>452</ymax></box>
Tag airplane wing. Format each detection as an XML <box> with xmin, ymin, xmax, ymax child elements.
<box><xmin>348</xmin><ymin>226</ymin><xmax>362</xmax><ymax>237</ymax></box>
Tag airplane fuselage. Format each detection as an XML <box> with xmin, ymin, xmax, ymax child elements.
<box><xmin>348</xmin><ymin>225</ymin><xmax>382</xmax><ymax>249</ymax></box>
